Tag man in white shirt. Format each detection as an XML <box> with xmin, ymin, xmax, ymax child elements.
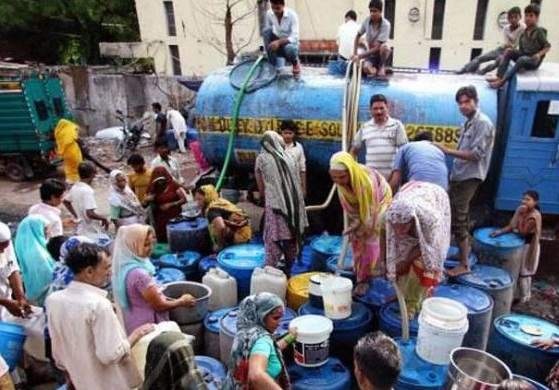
<box><xmin>63</xmin><ymin>162</ymin><xmax>109</xmax><ymax>240</ymax></box>
<box><xmin>151</xmin><ymin>139</ymin><xmax>184</xmax><ymax>185</ymax></box>
<box><xmin>28</xmin><ymin>179</ymin><xmax>69</xmax><ymax>238</ymax></box>
<box><xmin>46</xmin><ymin>243</ymin><xmax>154</xmax><ymax>390</ymax></box>
<box><xmin>263</xmin><ymin>0</ymin><xmax>301</xmax><ymax>76</ymax></box>
<box><xmin>337</xmin><ymin>10</ymin><xmax>361</xmax><ymax>60</ymax></box>
<box><xmin>352</xmin><ymin>0</ymin><xmax>392</xmax><ymax>77</ymax></box>
<box><xmin>280</xmin><ymin>120</ymin><xmax>307</xmax><ymax>197</ymax></box>
<box><xmin>458</xmin><ymin>7</ymin><xmax>525</xmax><ymax>74</ymax></box>
<box><xmin>351</xmin><ymin>94</ymin><xmax>408</xmax><ymax>180</ymax></box>
<box><xmin>167</xmin><ymin>108</ymin><xmax>188</xmax><ymax>154</ymax></box>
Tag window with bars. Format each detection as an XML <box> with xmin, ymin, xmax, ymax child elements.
<box><xmin>384</xmin><ymin>0</ymin><xmax>396</xmax><ymax>39</ymax></box>
<box><xmin>473</xmin><ymin>0</ymin><xmax>489</xmax><ymax>40</ymax></box>
<box><xmin>164</xmin><ymin>1</ymin><xmax>177</xmax><ymax>37</ymax></box>
<box><xmin>431</xmin><ymin>0</ymin><xmax>446</xmax><ymax>40</ymax></box>
<box><xmin>169</xmin><ymin>45</ymin><xmax>181</xmax><ymax>75</ymax></box>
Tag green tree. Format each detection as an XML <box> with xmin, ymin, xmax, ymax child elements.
<box><xmin>0</xmin><ymin>0</ymin><xmax>139</xmax><ymax>64</ymax></box>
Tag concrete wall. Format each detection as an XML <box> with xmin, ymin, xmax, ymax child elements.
<box><xmin>134</xmin><ymin>0</ymin><xmax>559</xmax><ymax>75</ymax></box>
<box><xmin>59</xmin><ymin>67</ymin><xmax>194</xmax><ymax>135</ymax></box>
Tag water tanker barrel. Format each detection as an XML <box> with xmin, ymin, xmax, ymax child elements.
<box><xmin>488</xmin><ymin>313</ymin><xmax>559</xmax><ymax>383</ymax></box>
<box><xmin>473</xmin><ymin>227</ymin><xmax>525</xmax><ymax>287</ymax></box>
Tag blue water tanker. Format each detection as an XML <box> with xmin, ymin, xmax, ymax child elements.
<box><xmin>217</xmin><ymin>243</ymin><xmax>266</xmax><ymax>298</ymax></box>
<box><xmin>432</xmin><ymin>283</ymin><xmax>494</xmax><ymax>350</ymax></box>
<box><xmin>166</xmin><ymin>217</ymin><xmax>210</xmax><ymax>254</ymax></box>
<box><xmin>287</xmin><ymin>357</ymin><xmax>352</xmax><ymax>390</ymax></box>
<box><xmin>195</xmin><ymin>355</ymin><xmax>227</xmax><ymax>390</ymax></box>
<box><xmin>379</xmin><ymin>301</ymin><xmax>420</xmax><ymax>338</ymax></box>
<box><xmin>488</xmin><ymin>314</ymin><xmax>559</xmax><ymax>383</ymax></box>
<box><xmin>159</xmin><ymin>251</ymin><xmax>202</xmax><ymax>281</ymax></box>
<box><xmin>155</xmin><ymin>267</ymin><xmax>186</xmax><ymax>285</ymax></box>
<box><xmin>395</xmin><ymin>338</ymin><xmax>448</xmax><ymax>390</ymax></box>
<box><xmin>455</xmin><ymin>264</ymin><xmax>514</xmax><ymax>321</ymax></box>
<box><xmin>473</xmin><ymin>227</ymin><xmax>526</xmax><ymax>284</ymax></box>
<box><xmin>444</xmin><ymin>245</ymin><xmax>478</xmax><ymax>270</ymax></box>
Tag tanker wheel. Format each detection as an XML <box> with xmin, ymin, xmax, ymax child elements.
<box><xmin>5</xmin><ymin>162</ymin><xmax>26</xmax><ymax>182</ymax></box>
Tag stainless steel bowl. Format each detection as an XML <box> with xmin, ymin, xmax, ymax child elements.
<box><xmin>163</xmin><ymin>281</ymin><xmax>212</xmax><ymax>325</ymax></box>
<box><xmin>445</xmin><ymin>347</ymin><xmax>512</xmax><ymax>390</ymax></box>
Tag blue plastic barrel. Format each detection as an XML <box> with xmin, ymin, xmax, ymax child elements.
<box><xmin>195</xmin><ymin>355</ymin><xmax>226</xmax><ymax>390</ymax></box>
<box><xmin>354</xmin><ymin>277</ymin><xmax>396</xmax><ymax>321</ymax></box>
<box><xmin>432</xmin><ymin>283</ymin><xmax>494</xmax><ymax>350</ymax></box>
<box><xmin>379</xmin><ymin>301</ymin><xmax>420</xmax><ymax>338</ymax></box>
<box><xmin>310</xmin><ymin>235</ymin><xmax>344</xmax><ymax>271</ymax></box>
<box><xmin>167</xmin><ymin>217</ymin><xmax>210</xmax><ymax>254</ymax></box>
<box><xmin>488</xmin><ymin>314</ymin><xmax>559</xmax><ymax>383</ymax></box>
<box><xmin>395</xmin><ymin>338</ymin><xmax>448</xmax><ymax>390</ymax></box>
<box><xmin>217</xmin><ymin>244</ymin><xmax>266</xmax><ymax>298</ymax></box>
<box><xmin>288</xmin><ymin>357</ymin><xmax>352</xmax><ymax>390</ymax></box>
<box><xmin>513</xmin><ymin>375</ymin><xmax>550</xmax><ymax>390</ymax></box>
<box><xmin>291</xmin><ymin>244</ymin><xmax>314</xmax><ymax>276</ymax></box>
<box><xmin>473</xmin><ymin>227</ymin><xmax>525</xmax><ymax>284</ymax></box>
<box><xmin>456</xmin><ymin>264</ymin><xmax>513</xmax><ymax>320</ymax></box>
<box><xmin>159</xmin><ymin>251</ymin><xmax>202</xmax><ymax>280</ymax></box>
<box><xmin>298</xmin><ymin>302</ymin><xmax>372</xmax><ymax>365</ymax></box>
<box><xmin>326</xmin><ymin>254</ymin><xmax>355</xmax><ymax>282</ymax></box>
<box><xmin>155</xmin><ymin>267</ymin><xmax>186</xmax><ymax>285</ymax></box>
<box><xmin>0</xmin><ymin>321</ymin><xmax>26</xmax><ymax>370</ymax></box>
<box><xmin>444</xmin><ymin>245</ymin><xmax>478</xmax><ymax>269</ymax></box>
<box><xmin>204</xmin><ymin>307</ymin><xmax>235</xmax><ymax>360</ymax></box>
<box><xmin>198</xmin><ymin>255</ymin><xmax>218</xmax><ymax>276</ymax></box>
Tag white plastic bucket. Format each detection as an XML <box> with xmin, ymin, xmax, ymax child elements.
<box><xmin>309</xmin><ymin>273</ymin><xmax>330</xmax><ymax>308</ymax></box>
<box><xmin>321</xmin><ymin>276</ymin><xmax>353</xmax><ymax>320</ymax></box>
<box><xmin>416</xmin><ymin>297</ymin><xmax>469</xmax><ymax>365</ymax></box>
<box><xmin>290</xmin><ymin>315</ymin><xmax>333</xmax><ymax>367</ymax></box>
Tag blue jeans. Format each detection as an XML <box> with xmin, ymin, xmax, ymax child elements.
<box><xmin>262</xmin><ymin>28</ymin><xmax>299</xmax><ymax>66</ymax></box>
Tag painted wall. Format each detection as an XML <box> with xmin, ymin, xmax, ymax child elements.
<box><xmin>134</xmin><ymin>0</ymin><xmax>559</xmax><ymax>75</ymax></box>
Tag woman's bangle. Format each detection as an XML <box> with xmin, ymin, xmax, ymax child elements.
<box><xmin>283</xmin><ymin>333</ymin><xmax>296</xmax><ymax>345</ymax></box>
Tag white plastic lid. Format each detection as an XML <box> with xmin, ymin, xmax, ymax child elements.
<box><xmin>290</xmin><ymin>315</ymin><xmax>333</xmax><ymax>337</ymax></box>
<box><xmin>321</xmin><ymin>276</ymin><xmax>353</xmax><ymax>293</ymax></box>
<box><xmin>420</xmin><ymin>297</ymin><xmax>468</xmax><ymax>329</ymax></box>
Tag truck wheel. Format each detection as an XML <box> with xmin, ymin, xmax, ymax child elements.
<box><xmin>5</xmin><ymin>162</ymin><xmax>26</xmax><ymax>182</ymax></box>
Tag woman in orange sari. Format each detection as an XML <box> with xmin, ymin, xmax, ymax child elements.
<box><xmin>54</xmin><ymin>119</ymin><xmax>83</xmax><ymax>184</ymax></box>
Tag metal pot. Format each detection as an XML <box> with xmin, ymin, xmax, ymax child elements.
<box><xmin>182</xmin><ymin>201</ymin><xmax>201</xmax><ymax>220</ymax></box>
<box><xmin>163</xmin><ymin>281</ymin><xmax>212</xmax><ymax>325</ymax></box>
<box><xmin>445</xmin><ymin>348</ymin><xmax>512</xmax><ymax>390</ymax></box>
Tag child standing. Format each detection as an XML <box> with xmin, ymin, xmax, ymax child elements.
<box><xmin>491</xmin><ymin>190</ymin><xmax>542</xmax><ymax>303</ymax></box>
<box><xmin>280</xmin><ymin>120</ymin><xmax>307</xmax><ymax>198</ymax></box>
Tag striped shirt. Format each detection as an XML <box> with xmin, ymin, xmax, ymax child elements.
<box><xmin>353</xmin><ymin>117</ymin><xmax>408</xmax><ymax>178</ymax></box>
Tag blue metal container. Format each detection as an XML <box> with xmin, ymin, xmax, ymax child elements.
<box><xmin>204</xmin><ymin>307</ymin><xmax>235</xmax><ymax>360</ymax></box>
<box><xmin>456</xmin><ymin>265</ymin><xmax>513</xmax><ymax>320</ymax></box>
<box><xmin>379</xmin><ymin>301</ymin><xmax>420</xmax><ymax>338</ymax></box>
<box><xmin>395</xmin><ymin>338</ymin><xmax>448</xmax><ymax>390</ymax></box>
<box><xmin>198</xmin><ymin>255</ymin><xmax>218</xmax><ymax>276</ymax></box>
<box><xmin>217</xmin><ymin>244</ymin><xmax>266</xmax><ymax>298</ymax></box>
<box><xmin>473</xmin><ymin>227</ymin><xmax>526</xmax><ymax>284</ymax></box>
<box><xmin>513</xmin><ymin>375</ymin><xmax>550</xmax><ymax>390</ymax></box>
<box><xmin>444</xmin><ymin>245</ymin><xmax>478</xmax><ymax>270</ymax></box>
<box><xmin>326</xmin><ymin>254</ymin><xmax>355</xmax><ymax>282</ymax></box>
<box><xmin>488</xmin><ymin>314</ymin><xmax>559</xmax><ymax>383</ymax></box>
<box><xmin>288</xmin><ymin>357</ymin><xmax>352</xmax><ymax>390</ymax></box>
<box><xmin>298</xmin><ymin>302</ymin><xmax>372</xmax><ymax>364</ymax></box>
<box><xmin>167</xmin><ymin>217</ymin><xmax>210</xmax><ymax>254</ymax></box>
<box><xmin>432</xmin><ymin>283</ymin><xmax>494</xmax><ymax>350</ymax></box>
<box><xmin>195</xmin><ymin>68</ymin><xmax>497</xmax><ymax>173</ymax></box>
<box><xmin>155</xmin><ymin>267</ymin><xmax>186</xmax><ymax>285</ymax></box>
<box><xmin>159</xmin><ymin>251</ymin><xmax>202</xmax><ymax>281</ymax></box>
<box><xmin>310</xmin><ymin>235</ymin><xmax>344</xmax><ymax>271</ymax></box>
<box><xmin>195</xmin><ymin>355</ymin><xmax>226</xmax><ymax>390</ymax></box>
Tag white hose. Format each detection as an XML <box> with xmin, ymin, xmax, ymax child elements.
<box><xmin>393</xmin><ymin>280</ymin><xmax>410</xmax><ymax>341</ymax></box>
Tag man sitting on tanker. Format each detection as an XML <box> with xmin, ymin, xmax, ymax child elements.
<box><xmin>352</xmin><ymin>0</ymin><xmax>392</xmax><ymax>78</ymax></box>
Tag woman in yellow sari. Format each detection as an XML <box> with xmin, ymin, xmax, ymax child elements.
<box><xmin>54</xmin><ymin>119</ymin><xmax>83</xmax><ymax>184</ymax></box>
<box><xmin>329</xmin><ymin>151</ymin><xmax>392</xmax><ymax>296</ymax></box>
<box><xmin>194</xmin><ymin>185</ymin><xmax>252</xmax><ymax>251</ymax></box>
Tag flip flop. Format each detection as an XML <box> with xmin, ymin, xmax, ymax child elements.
<box><xmin>445</xmin><ymin>267</ymin><xmax>471</xmax><ymax>278</ymax></box>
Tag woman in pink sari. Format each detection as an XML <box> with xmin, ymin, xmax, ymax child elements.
<box><xmin>329</xmin><ymin>151</ymin><xmax>392</xmax><ymax>296</ymax></box>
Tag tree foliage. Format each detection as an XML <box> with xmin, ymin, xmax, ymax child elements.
<box><xmin>0</xmin><ymin>0</ymin><xmax>139</xmax><ymax>64</ymax></box>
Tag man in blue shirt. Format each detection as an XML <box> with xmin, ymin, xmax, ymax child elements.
<box><xmin>389</xmin><ymin>131</ymin><xmax>449</xmax><ymax>193</ymax></box>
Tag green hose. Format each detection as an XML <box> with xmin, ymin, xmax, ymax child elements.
<box><xmin>216</xmin><ymin>55</ymin><xmax>265</xmax><ymax>191</ymax></box>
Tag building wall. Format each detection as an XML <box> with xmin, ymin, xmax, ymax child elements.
<box><xmin>135</xmin><ymin>0</ymin><xmax>559</xmax><ymax>75</ymax></box>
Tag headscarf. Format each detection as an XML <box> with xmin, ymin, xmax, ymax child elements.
<box><xmin>385</xmin><ymin>181</ymin><xmax>450</xmax><ymax>279</ymax></box>
<box><xmin>257</xmin><ymin>131</ymin><xmax>308</xmax><ymax>241</ymax></box>
<box><xmin>330</xmin><ymin>151</ymin><xmax>376</xmax><ymax>225</ymax></box>
<box><xmin>199</xmin><ymin>185</ymin><xmax>247</xmax><ymax>218</ymax></box>
<box><xmin>111</xmin><ymin>224</ymin><xmax>156</xmax><ymax>311</ymax></box>
<box><xmin>109</xmin><ymin>170</ymin><xmax>145</xmax><ymax>216</ymax></box>
<box><xmin>147</xmin><ymin>166</ymin><xmax>181</xmax><ymax>196</ymax></box>
<box><xmin>225</xmin><ymin>293</ymin><xmax>290</xmax><ymax>390</ymax></box>
<box><xmin>142</xmin><ymin>332</ymin><xmax>206</xmax><ymax>390</ymax></box>
<box><xmin>14</xmin><ymin>215</ymin><xmax>56</xmax><ymax>305</ymax></box>
<box><xmin>60</xmin><ymin>236</ymin><xmax>93</xmax><ymax>264</ymax></box>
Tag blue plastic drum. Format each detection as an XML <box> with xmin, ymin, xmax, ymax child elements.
<box><xmin>310</xmin><ymin>235</ymin><xmax>344</xmax><ymax>271</ymax></box>
<box><xmin>195</xmin><ymin>355</ymin><xmax>226</xmax><ymax>390</ymax></box>
<box><xmin>291</xmin><ymin>244</ymin><xmax>314</xmax><ymax>276</ymax></box>
<box><xmin>217</xmin><ymin>244</ymin><xmax>265</xmax><ymax>298</ymax></box>
<box><xmin>326</xmin><ymin>254</ymin><xmax>355</xmax><ymax>282</ymax></box>
<box><xmin>288</xmin><ymin>357</ymin><xmax>352</xmax><ymax>390</ymax></box>
<box><xmin>379</xmin><ymin>301</ymin><xmax>420</xmax><ymax>338</ymax></box>
<box><xmin>167</xmin><ymin>217</ymin><xmax>211</xmax><ymax>254</ymax></box>
<box><xmin>395</xmin><ymin>338</ymin><xmax>448</xmax><ymax>390</ymax></box>
<box><xmin>444</xmin><ymin>245</ymin><xmax>478</xmax><ymax>270</ymax></box>
<box><xmin>155</xmin><ymin>267</ymin><xmax>186</xmax><ymax>284</ymax></box>
<box><xmin>0</xmin><ymin>322</ymin><xmax>26</xmax><ymax>370</ymax></box>
<box><xmin>354</xmin><ymin>277</ymin><xmax>396</xmax><ymax>319</ymax></box>
<box><xmin>159</xmin><ymin>251</ymin><xmax>202</xmax><ymax>280</ymax></box>
<box><xmin>488</xmin><ymin>314</ymin><xmax>559</xmax><ymax>383</ymax></box>
<box><xmin>198</xmin><ymin>255</ymin><xmax>218</xmax><ymax>276</ymax></box>
<box><xmin>513</xmin><ymin>375</ymin><xmax>550</xmax><ymax>390</ymax></box>
<box><xmin>203</xmin><ymin>307</ymin><xmax>234</xmax><ymax>360</ymax></box>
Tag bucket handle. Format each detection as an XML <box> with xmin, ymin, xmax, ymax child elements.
<box><xmin>392</xmin><ymin>280</ymin><xmax>410</xmax><ymax>341</ymax></box>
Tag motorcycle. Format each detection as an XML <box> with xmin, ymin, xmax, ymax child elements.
<box><xmin>111</xmin><ymin>110</ymin><xmax>152</xmax><ymax>162</ymax></box>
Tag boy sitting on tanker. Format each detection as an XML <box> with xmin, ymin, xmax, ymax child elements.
<box><xmin>458</xmin><ymin>7</ymin><xmax>524</xmax><ymax>75</ymax></box>
<box><xmin>489</xmin><ymin>3</ymin><xmax>551</xmax><ymax>89</ymax></box>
